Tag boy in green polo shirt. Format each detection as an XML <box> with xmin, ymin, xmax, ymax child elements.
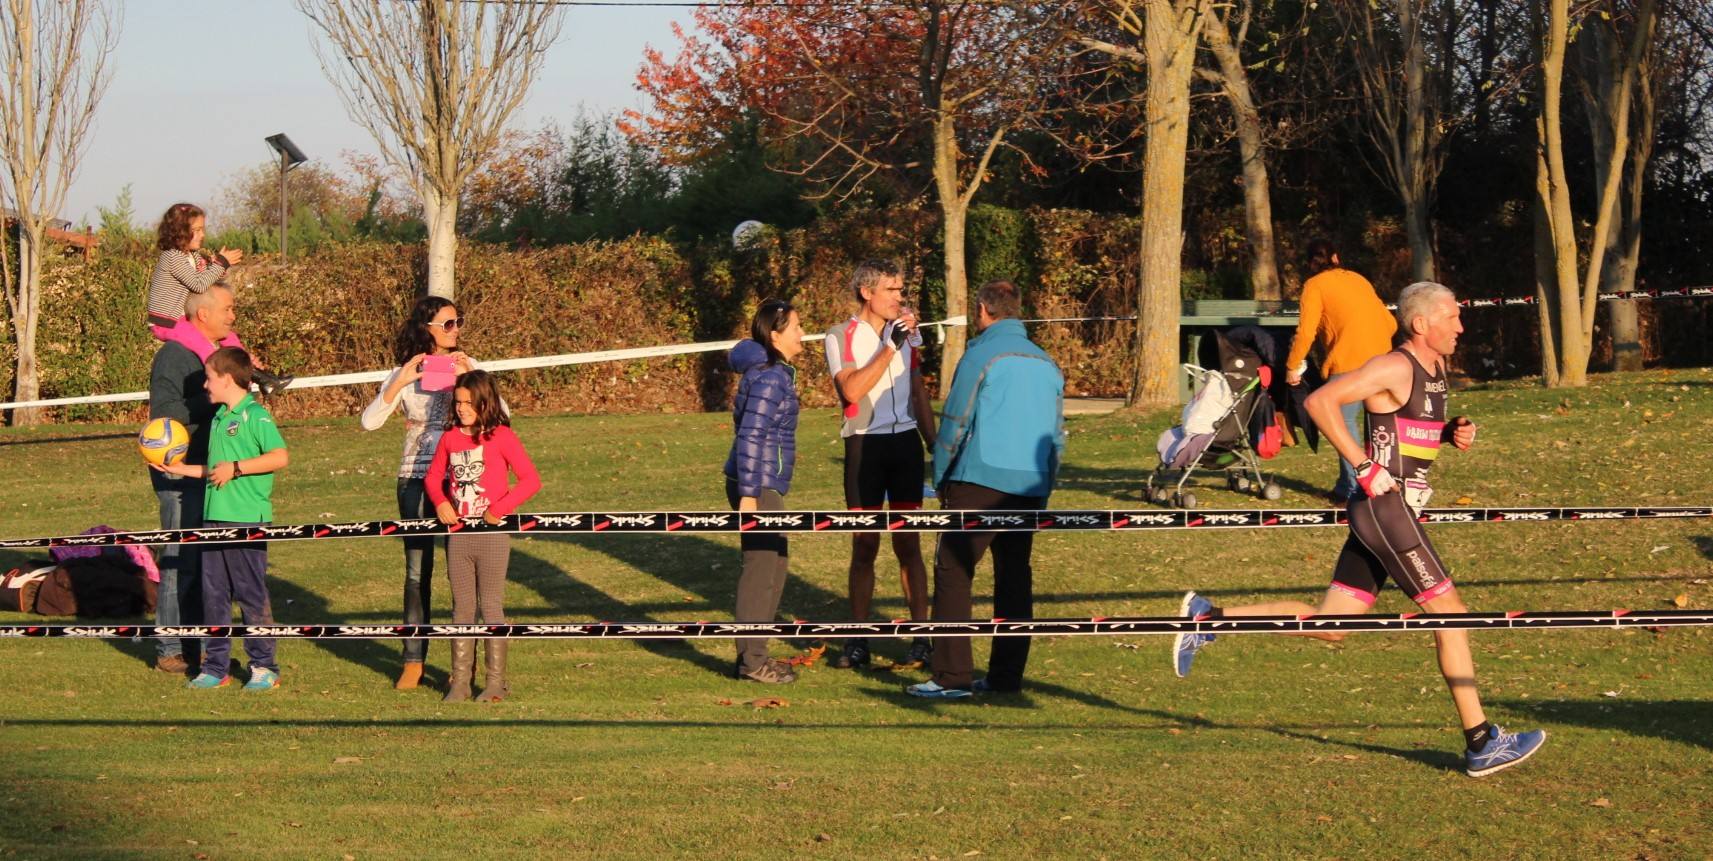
<box><xmin>156</xmin><ymin>347</ymin><xmax>290</xmax><ymax>690</ymax></box>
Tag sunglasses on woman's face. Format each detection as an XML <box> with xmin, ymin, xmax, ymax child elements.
<box><xmin>429</xmin><ymin>317</ymin><xmax>465</xmax><ymax>331</ymax></box>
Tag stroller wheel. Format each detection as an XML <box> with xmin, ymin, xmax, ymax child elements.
<box><xmin>1230</xmin><ymin>474</ymin><xmax>1251</xmax><ymax>493</ymax></box>
<box><xmin>1149</xmin><ymin>486</ymin><xmax>1169</xmax><ymax>505</ymax></box>
<box><xmin>1179</xmin><ymin>492</ymin><xmax>1198</xmax><ymax>510</ymax></box>
<box><xmin>1261</xmin><ymin>482</ymin><xmax>1283</xmax><ymax>501</ymax></box>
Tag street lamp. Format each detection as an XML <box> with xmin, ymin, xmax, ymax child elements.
<box><xmin>264</xmin><ymin>133</ymin><xmax>309</xmax><ymax>261</ymax></box>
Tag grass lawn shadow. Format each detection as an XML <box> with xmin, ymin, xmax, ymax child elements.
<box><xmin>1498</xmin><ymin>698</ymin><xmax>1713</xmax><ymax>752</ymax></box>
<box><xmin>1266</xmin><ymin>726</ymin><xmax>1465</xmax><ymax>773</ymax></box>
<box><xmin>509</xmin><ymin>542</ymin><xmax>735</xmax><ymax>678</ymax></box>
<box><xmin>269</xmin><ymin>576</ymin><xmax>401</xmax><ymax>682</ymax></box>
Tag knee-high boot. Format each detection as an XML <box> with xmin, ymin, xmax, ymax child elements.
<box><xmin>443</xmin><ymin>638</ymin><xmax>475</xmax><ymax>702</ymax></box>
<box><xmin>474</xmin><ymin>638</ymin><xmax>510</xmax><ymax>702</ymax></box>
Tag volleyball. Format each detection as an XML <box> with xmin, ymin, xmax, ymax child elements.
<box><xmin>137</xmin><ymin>417</ymin><xmax>190</xmax><ymax>467</ymax></box>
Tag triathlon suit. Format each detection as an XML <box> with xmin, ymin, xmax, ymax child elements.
<box><xmin>825</xmin><ymin>317</ymin><xmax>925</xmax><ymax>511</ymax></box>
<box><xmin>1330</xmin><ymin>348</ymin><xmax>1455</xmax><ymax>606</ymax></box>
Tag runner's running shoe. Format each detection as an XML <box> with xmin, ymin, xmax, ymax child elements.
<box><xmin>1465</xmin><ymin>726</ymin><xmax>1547</xmax><ymax>777</ymax></box>
<box><xmin>1172</xmin><ymin>591</ymin><xmax>1217</xmax><ymax>678</ymax></box>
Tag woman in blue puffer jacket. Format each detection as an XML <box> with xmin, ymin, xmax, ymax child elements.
<box><xmin>722</xmin><ymin>299</ymin><xmax>804</xmax><ymax>683</ymax></box>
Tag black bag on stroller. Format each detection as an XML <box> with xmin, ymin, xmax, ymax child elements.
<box><xmin>1147</xmin><ymin>328</ymin><xmax>1282</xmax><ymax>509</ymax></box>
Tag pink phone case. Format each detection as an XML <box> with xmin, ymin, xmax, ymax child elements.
<box><xmin>420</xmin><ymin>355</ymin><xmax>457</xmax><ymax>392</ymax></box>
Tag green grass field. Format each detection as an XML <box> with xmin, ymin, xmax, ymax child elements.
<box><xmin>2</xmin><ymin>367</ymin><xmax>1710</xmax><ymax>860</ymax></box>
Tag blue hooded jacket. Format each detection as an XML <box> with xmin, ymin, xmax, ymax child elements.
<box><xmin>723</xmin><ymin>339</ymin><xmax>799</xmax><ymax>498</ymax></box>
<box><xmin>932</xmin><ymin>318</ymin><xmax>1064</xmax><ymax>498</ymax></box>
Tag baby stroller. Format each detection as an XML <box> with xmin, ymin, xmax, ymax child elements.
<box><xmin>1147</xmin><ymin>328</ymin><xmax>1282</xmax><ymax>509</ymax></box>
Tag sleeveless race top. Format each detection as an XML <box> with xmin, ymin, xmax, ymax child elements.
<box><xmin>1365</xmin><ymin>348</ymin><xmax>1447</xmax><ymax>486</ymax></box>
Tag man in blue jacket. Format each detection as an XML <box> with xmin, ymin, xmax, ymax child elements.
<box><xmin>908</xmin><ymin>280</ymin><xmax>1064</xmax><ymax>698</ymax></box>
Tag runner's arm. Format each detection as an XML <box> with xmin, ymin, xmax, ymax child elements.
<box><xmin>1305</xmin><ymin>352</ymin><xmax>1411</xmax><ymax>470</ymax></box>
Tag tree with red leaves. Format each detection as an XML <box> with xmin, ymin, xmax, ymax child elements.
<box><xmin>625</xmin><ymin>1</ymin><xmax>1084</xmax><ymax>382</ymax></box>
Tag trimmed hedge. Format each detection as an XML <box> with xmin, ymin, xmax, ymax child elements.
<box><xmin>6</xmin><ymin>206</ymin><xmax>1703</xmax><ymax>423</ymax></box>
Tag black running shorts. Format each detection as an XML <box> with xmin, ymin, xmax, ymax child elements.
<box><xmin>843</xmin><ymin>430</ymin><xmax>925</xmax><ymax>510</ymax></box>
<box><xmin>1330</xmin><ymin>490</ymin><xmax>1456</xmax><ymax>606</ymax></box>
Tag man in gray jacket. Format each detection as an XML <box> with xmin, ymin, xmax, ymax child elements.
<box><xmin>145</xmin><ymin>286</ymin><xmax>232</xmax><ymax>674</ymax></box>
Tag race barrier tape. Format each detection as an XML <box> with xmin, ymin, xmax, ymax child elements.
<box><xmin>2</xmin><ymin>505</ymin><xmax>1707</xmax><ymax>549</ymax></box>
<box><xmin>0</xmin><ymin>316</ymin><xmax>967</xmax><ymax>411</ymax></box>
<box><xmin>5</xmin><ymin>610</ymin><xmax>1711</xmax><ymax>640</ymax></box>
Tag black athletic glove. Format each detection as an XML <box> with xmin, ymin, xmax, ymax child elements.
<box><xmin>884</xmin><ymin>320</ymin><xmax>911</xmax><ymax>350</ymax></box>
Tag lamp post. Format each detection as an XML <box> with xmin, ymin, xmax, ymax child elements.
<box><xmin>263</xmin><ymin>134</ymin><xmax>309</xmax><ymax>261</ymax></box>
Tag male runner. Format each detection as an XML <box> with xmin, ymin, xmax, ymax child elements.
<box><xmin>1171</xmin><ymin>281</ymin><xmax>1547</xmax><ymax>778</ymax></box>
<box><xmin>824</xmin><ymin>259</ymin><xmax>937</xmax><ymax>669</ymax></box>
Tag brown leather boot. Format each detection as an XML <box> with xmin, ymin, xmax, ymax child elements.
<box><xmin>394</xmin><ymin>660</ymin><xmax>424</xmax><ymax>691</ymax></box>
<box><xmin>474</xmin><ymin>638</ymin><xmax>510</xmax><ymax>702</ymax></box>
<box><xmin>443</xmin><ymin>639</ymin><xmax>475</xmax><ymax>702</ymax></box>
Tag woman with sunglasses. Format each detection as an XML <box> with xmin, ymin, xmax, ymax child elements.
<box><xmin>360</xmin><ymin>297</ymin><xmax>479</xmax><ymax>691</ymax></box>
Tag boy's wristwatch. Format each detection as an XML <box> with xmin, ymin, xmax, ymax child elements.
<box><xmin>230</xmin><ymin>461</ymin><xmax>243</xmax><ymax>477</ymax></box>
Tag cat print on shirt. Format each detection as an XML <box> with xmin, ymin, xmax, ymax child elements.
<box><xmin>449</xmin><ymin>446</ymin><xmax>488</xmax><ymax>517</ymax></box>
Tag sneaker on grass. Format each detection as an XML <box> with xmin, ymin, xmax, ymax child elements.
<box><xmin>186</xmin><ymin>672</ymin><xmax>229</xmax><ymax>690</ymax></box>
<box><xmin>1465</xmin><ymin>726</ymin><xmax>1547</xmax><ymax>777</ymax></box>
<box><xmin>900</xmin><ymin>637</ymin><xmax>933</xmax><ymax>669</ymax></box>
<box><xmin>736</xmin><ymin>660</ymin><xmax>797</xmax><ymax>684</ymax></box>
<box><xmin>834</xmin><ymin>638</ymin><xmax>871</xmax><ymax>669</ymax></box>
<box><xmin>1171</xmin><ymin>590</ymin><xmax>1217</xmax><ymax>679</ymax></box>
<box><xmin>905</xmin><ymin>680</ymin><xmax>971</xmax><ymax>699</ymax></box>
<box><xmin>243</xmin><ymin>667</ymin><xmax>280</xmax><ymax>691</ymax></box>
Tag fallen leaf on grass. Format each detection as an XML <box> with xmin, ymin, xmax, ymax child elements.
<box><xmin>1316</xmin><ymin>815</ymin><xmax>1333</xmax><ymax>823</ymax></box>
<box><xmin>286</xmin><ymin>821</ymin><xmax>303</xmax><ymax>828</ymax></box>
<box><xmin>333</xmin><ymin>756</ymin><xmax>362</xmax><ymax>764</ymax></box>
<box><xmin>1455</xmin><ymin>495</ymin><xmax>1474</xmax><ymax>505</ymax></box>
<box><xmin>750</xmin><ymin>697</ymin><xmax>789</xmax><ymax>709</ymax></box>
<box><xmin>1602</xmin><ymin>690</ymin><xmax>1621</xmax><ymax>698</ymax></box>
<box><xmin>1590</xmin><ymin>798</ymin><xmax>1612</xmax><ymax>808</ymax></box>
<box><xmin>715</xmin><ymin>698</ymin><xmax>733</xmax><ymax>706</ymax></box>
<box><xmin>815</xmin><ymin>833</ymin><xmax>832</xmax><ymax>842</ymax></box>
<box><xmin>1672</xmin><ymin>594</ymin><xmax>1689</xmax><ymax>608</ymax></box>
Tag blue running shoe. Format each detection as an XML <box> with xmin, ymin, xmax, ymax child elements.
<box><xmin>905</xmin><ymin>680</ymin><xmax>972</xmax><ymax>699</ymax></box>
<box><xmin>1465</xmin><ymin>725</ymin><xmax>1547</xmax><ymax>777</ymax></box>
<box><xmin>186</xmin><ymin>672</ymin><xmax>230</xmax><ymax>690</ymax></box>
<box><xmin>243</xmin><ymin>667</ymin><xmax>280</xmax><ymax>691</ymax></box>
<box><xmin>1172</xmin><ymin>590</ymin><xmax>1217</xmax><ymax>679</ymax></box>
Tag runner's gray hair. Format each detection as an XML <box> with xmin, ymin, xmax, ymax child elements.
<box><xmin>1397</xmin><ymin>281</ymin><xmax>1455</xmax><ymax>334</ymax></box>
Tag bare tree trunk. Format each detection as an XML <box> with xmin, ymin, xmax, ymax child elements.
<box><xmin>1535</xmin><ymin>0</ymin><xmax>1654</xmax><ymax>387</ymax></box>
<box><xmin>1586</xmin><ymin>8</ymin><xmax>1658</xmax><ymax>373</ymax></box>
<box><xmin>1200</xmin><ymin>7</ymin><xmax>1280</xmax><ymax>301</ymax></box>
<box><xmin>1400</xmin><ymin>0</ymin><xmax>1437</xmax><ymax>281</ymax></box>
<box><xmin>422</xmin><ymin>185</ymin><xmax>458</xmax><ymax>300</ymax></box>
<box><xmin>8</xmin><ymin>228</ymin><xmax>42</xmax><ymax>424</ymax></box>
<box><xmin>1129</xmin><ymin>0</ymin><xmax>1206</xmax><ymax>410</ymax></box>
<box><xmin>931</xmin><ymin>114</ymin><xmax>970</xmax><ymax>385</ymax></box>
<box><xmin>1536</xmin><ymin>0</ymin><xmax>1582</xmax><ymax>385</ymax></box>
<box><xmin>1531</xmin><ymin>188</ymin><xmax>1562</xmax><ymax>387</ymax></box>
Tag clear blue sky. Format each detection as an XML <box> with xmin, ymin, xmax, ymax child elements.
<box><xmin>62</xmin><ymin>1</ymin><xmax>685</xmax><ymax>228</ymax></box>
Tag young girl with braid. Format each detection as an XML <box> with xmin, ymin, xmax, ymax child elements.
<box><xmin>426</xmin><ymin>370</ymin><xmax>540</xmax><ymax>703</ymax></box>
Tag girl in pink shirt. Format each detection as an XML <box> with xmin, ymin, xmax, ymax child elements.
<box><xmin>426</xmin><ymin>370</ymin><xmax>540</xmax><ymax>702</ymax></box>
